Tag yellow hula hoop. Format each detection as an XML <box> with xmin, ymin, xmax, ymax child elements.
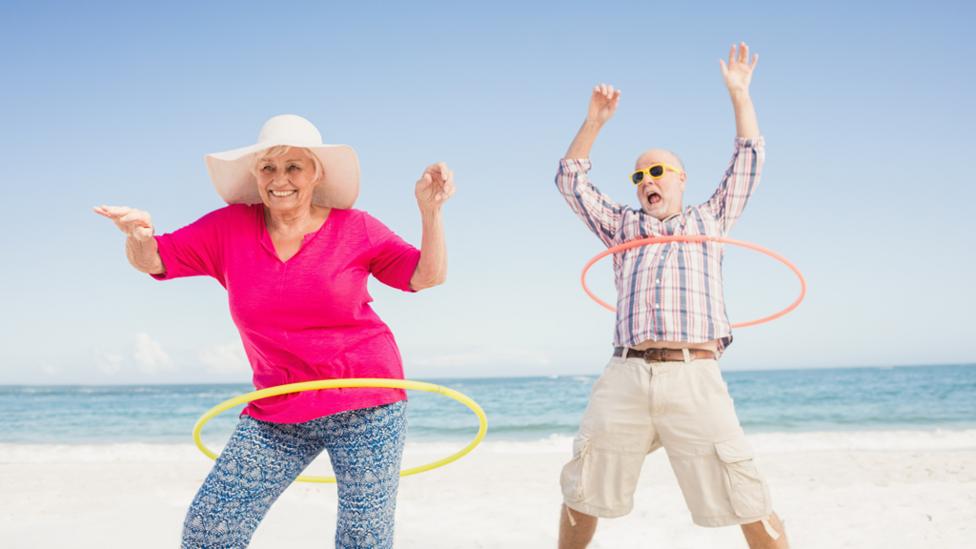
<box><xmin>192</xmin><ymin>378</ymin><xmax>488</xmax><ymax>484</ymax></box>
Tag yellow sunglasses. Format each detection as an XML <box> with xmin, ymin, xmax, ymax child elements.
<box><xmin>630</xmin><ymin>163</ymin><xmax>683</xmax><ymax>185</ymax></box>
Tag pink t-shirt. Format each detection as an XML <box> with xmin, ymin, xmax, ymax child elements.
<box><xmin>152</xmin><ymin>204</ymin><xmax>421</xmax><ymax>423</ymax></box>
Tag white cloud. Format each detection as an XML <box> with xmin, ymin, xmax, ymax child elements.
<box><xmin>133</xmin><ymin>332</ymin><xmax>175</xmax><ymax>374</ymax></box>
<box><xmin>95</xmin><ymin>351</ymin><xmax>124</xmax><ymax>375</ymax></box>
<box><xmin>198</xmin><ymin>342</ymin><xmax>250</xmax><ymax>374</ymax></box>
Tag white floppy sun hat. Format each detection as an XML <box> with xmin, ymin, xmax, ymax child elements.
<box><xmin>204</xmin><ymin>114</ymin><xmax>360</xmax><ymax>208</ymax></box>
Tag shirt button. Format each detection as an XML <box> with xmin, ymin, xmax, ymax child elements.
<box><xmin>655</xmin><ymin>279</ymin><xmax>661</xmax><ymax>285</ymax></box>
<box><xmin>655</xmin><ymin>304</ymin><xmax>661</xmax><ymax>309</ymax></box>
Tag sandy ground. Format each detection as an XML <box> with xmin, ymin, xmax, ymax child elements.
<box><xmin>2</xmin><ymin>431</ymin><xmax>974</xmax><ymax>548</ymax></box>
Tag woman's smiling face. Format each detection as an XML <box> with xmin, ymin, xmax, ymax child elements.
<box><xmin>254</xmin><ymin>147</ymin><xmax>322</xmax><ymax>212</ymax></box>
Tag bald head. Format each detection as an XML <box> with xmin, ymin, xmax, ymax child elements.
<box><xmin>634</xmin><ymin>149</ymin><xmax>684</xmax><ymax>172</ymax></box>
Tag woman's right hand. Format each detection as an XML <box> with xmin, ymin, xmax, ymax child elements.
<box><xmin>586</xmin><ymin>83</ymin><xmax>621</xmax><ymax>125</ymax></box>
<box><xmin>93</xmin><ymin>205</ymin><xmax>154</xmax><ymax>241</ymax></box>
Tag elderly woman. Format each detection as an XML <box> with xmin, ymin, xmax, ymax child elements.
<box><xmin>94</xmin><ymin>114</ymin><xmax>454</xmax><ymax>548</ymax></box>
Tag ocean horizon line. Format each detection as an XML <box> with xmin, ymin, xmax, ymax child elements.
<box><xmin>2</xmin><ymin>361</ymin><xmax>974</xmax><ymax>387</ymax></box>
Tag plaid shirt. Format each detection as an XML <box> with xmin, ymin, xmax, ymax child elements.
<box><xmin>555</xmin><ymin>137</ymin><xmax>765</xmax><ymax>352</ymax></box>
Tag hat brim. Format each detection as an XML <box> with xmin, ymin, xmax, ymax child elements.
<box><xmin>205</xmin><ymin>141</ymin><xmax>360</xmax><ymax>209</ymax></box>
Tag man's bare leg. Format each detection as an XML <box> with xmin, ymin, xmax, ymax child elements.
<box><xmin>741</xmin><ymin>512</ymin><xmax>789</xmax><ymax>549</ymax></box>
<box><xmin>558</xmin><ymin>504</ymin><xmax>598</xmax><ymax>549</ymax></box>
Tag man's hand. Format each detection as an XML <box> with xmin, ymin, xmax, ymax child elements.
<box><xmin>720</xmin><ymin>43</ymin><xmax>761</xmax><ymax>138</ymax></box>
<box><xmin>586</xmin><ymin>83</ymin><xmax>621</xmax><ymax>125</ymax></box>
<box><xmin>720</xmin><ymin>42</ymin><xmax>758</xmax><ymax>98</ymax></box>
<box><xmin>565</xmin><ymin>84</ymin><xmax>620</xmax><ymax>159</ymax></box>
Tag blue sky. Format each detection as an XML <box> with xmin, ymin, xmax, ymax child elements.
<box><xmin>1</xmin><ymin>1</ymin><xmax>974</xmax><ymax>384</ymax></box>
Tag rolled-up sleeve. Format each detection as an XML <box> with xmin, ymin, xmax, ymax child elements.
<box><xmin>151</xmin><ymin>208</ymin><xmax>228</xmax><ymax>284</ymax></box>
<box><xmin>555</xmin><ymin>158</ymin><xmax>623</xmax><ymax>247</ymax></box>
<box><xmin>363</xmin><ymin>212</ymin><xmax>421</xmax><ymax>292</ymax></box>
<box><xmin>701</xmin><ymin>137</ymin><xmax>765</xmax><ymax>235</ymax></box>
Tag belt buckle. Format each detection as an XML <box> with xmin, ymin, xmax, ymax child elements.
<box><xmin>643</xmin><ymin>348</ymin><xmax>668</xmax><ymax>363</ymax></box>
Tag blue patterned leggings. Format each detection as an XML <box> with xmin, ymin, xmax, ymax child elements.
<box><xmin>181</xmin><ymin>401</ymin><xmax>407</xmax><ymax>549</ymax></box>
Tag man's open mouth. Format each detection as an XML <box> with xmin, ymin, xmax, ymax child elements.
<box><xmin>647</xmin><ymin>192</ymin><xmax>662</xmax><ymax>205</ymax></box>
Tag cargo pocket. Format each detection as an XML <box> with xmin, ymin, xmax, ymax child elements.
<box><xmin>560</xmin><ymin>436</ymin><xmax>591</xmax><ymax>503</ymax></box>
<box><xmin>714</xmin><ymin>436</ymin><xmax>770</xmax><ymax>519</ymax></box>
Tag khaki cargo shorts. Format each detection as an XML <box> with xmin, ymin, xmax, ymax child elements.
<box><xmin>560</xmin><ymin>355</ymin><xmax>773</xmax><ymax>527</ymax></box>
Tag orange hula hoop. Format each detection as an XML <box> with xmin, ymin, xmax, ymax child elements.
<box><xmin>580</xmin><ymin>235</ymin><xmax>806</xmax><ymax>328</ymax></box>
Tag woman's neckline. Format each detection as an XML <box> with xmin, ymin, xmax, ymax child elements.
<box><xmin>258</xmin><ymin>203</ymin><xmax>334</xmax><ymax>263</ymax></box>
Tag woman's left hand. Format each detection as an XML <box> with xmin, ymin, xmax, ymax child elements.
<box><xmin>415</xmin><ymin>162</ymin><xmax>455</xmax><ymax>214</ymax></box>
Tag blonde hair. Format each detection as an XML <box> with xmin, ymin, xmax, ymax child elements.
<box><xmin>251</xmin><ymin>146</ymin><xmax>324</xmax><ymax>183</ymax></box>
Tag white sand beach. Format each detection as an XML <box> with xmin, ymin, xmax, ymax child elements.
<box><xmin>2</xmin><ymin>431</ymin><xmax>974</xmax><ymax>548</ymax></box>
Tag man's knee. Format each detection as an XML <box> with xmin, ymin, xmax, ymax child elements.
<box><xmin>565</xmin><ymin>504</ymin><xmax>597</xmax><ymax>527</ymax></box>
<box><xmin>741</xmin><ymin>511</ymin><xmax>788</xmax><ymax>549</ymax></box>
<box><xmin>559</xmin><ymin>504</ymin><xmax>599</xmax><ymax>549</ymax></box>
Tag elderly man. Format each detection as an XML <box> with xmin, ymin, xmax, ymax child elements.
<box><xmin>554</xmin><ymin>44</ymin><xmax>788</xmax><ymax>549</ymax></box>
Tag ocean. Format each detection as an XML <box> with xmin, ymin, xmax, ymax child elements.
<box><xmin>1</xmin><ymin>364</ymin><xmax>974</xmax><ymax>445</ymax></box>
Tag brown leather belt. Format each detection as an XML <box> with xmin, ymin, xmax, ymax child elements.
<box><xmin>613</xmin><ymin>346</ymin><xmax>717</xmax><ymax>363</ymax></box>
